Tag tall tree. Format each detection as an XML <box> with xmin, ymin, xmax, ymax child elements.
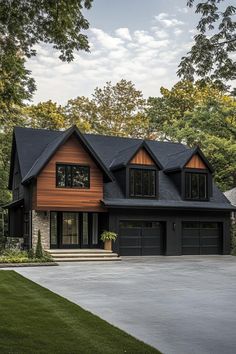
<box><xmin>66</xmin><ymin>80</ymin><xmax>149</xmax><ymax>138</ymax></box>
<box><xmin>25</xmin><ymin>101</ymin><xmax>66</xmax><ymax>130</ymax></box>
<box><xmin>178</xmin><ymin>0</ymin><xmax>236</xmax><ymax>91</ymax></box>
<box><xmin>0</xmin><ymin>0</ymin><xmax>93</xmax><ymax>205</ymax></box>
<box><xmin>147</xmin><ymin>81</ymin><xmax>236</xmax><ymax>190</ymax></box>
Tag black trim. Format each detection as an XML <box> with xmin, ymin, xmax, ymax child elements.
<box><xmin>184</xmin><ymin>171</ymin><xmax>209</xmax><ymax>201</ymax></box>
<box><xmin>126</xmin><ymin>165</ymin><xmax>159</xmax><ymax>199</ymax></box>
<box><xmin>56</xmin><ymin>163</ymin><xmax>90</xmax><ymax>189</ymax></box>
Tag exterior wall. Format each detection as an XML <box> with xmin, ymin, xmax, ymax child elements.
<box><xmin>185</xmin><ymin>154</ymin><xmax>206</xmax><ymax>169</ymax></box>
<box><xmin>130</xmin><ymin>148</ymin><xmax>155</xmax><ymax>165</ymax></box>
<box><xmin>109</xmin><ymin>209</ymin><xmax>231</xmax><ymax>256</ymax></box>
<box><xmin>31</xmin><ymin>210</ymin><xmax>50</xmax><ymax>250</ymax></box>
<box><xmin>34</xmin><ymin>135</ymin><xmax>106</xmax><ymax>212</ymax></box>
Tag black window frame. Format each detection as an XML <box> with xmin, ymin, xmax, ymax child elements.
<box><xmin>56</xmin><ymin>163</ymin><xmax>90</xmax><ymax>189</ymax></box>
<box><xmin>184</xmin><ymin>171</ymin><xmax>208</xmax><ymax>201</ymax></box>
<box><xmin>129</xmin><ymin>166</ymin><xmax>157</xmax><ymax>198</ymax></box>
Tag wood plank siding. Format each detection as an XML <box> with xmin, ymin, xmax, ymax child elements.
<box><xmin>185</xmin><ymin>154</ymin><xmax>207</xmax><ymax>169</ymax></box>
<box><xmin>34</xmin><ymin>135</ymin><xmax>106</xmax><ymax>211</ymax></box>
<box><xmin>130</xmin><ymin>148</ymin><xmax>155</xmax><ymax>165</ymax></box>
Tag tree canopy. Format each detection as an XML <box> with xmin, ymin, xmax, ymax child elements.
<box><xmin>147</xmin><ymin>81</ymin><xmax>236</xmax><ymax>190</ymax></box>
<box><xmin>178</xmin><ymin>0</ymin><xmax>236</xmax><ymax>91</ymax></box>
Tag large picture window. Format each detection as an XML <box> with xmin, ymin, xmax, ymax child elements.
<box><xmin>56</xmin><ymin>164</ymin><xmax>90</xmax><ymax>188</ymax></box>
<box><xmin>185</xmin><ymin>172</ymin><xmax>208</xmax><ymax>200</ymax></box>
<box><xmin>130</xmin><ymin>168</ymin><xmax>156</xmax><ymax>197</ymax></box>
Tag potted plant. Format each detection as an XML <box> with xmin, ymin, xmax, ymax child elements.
<box><xmin>100</xmin><ymin>230</ymin><xmax>117</xmax><ymax>251</ymax></box>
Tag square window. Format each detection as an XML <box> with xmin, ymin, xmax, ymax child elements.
<box><xmin>56</xmin><ymin>164</ymin><xmax>90</xmax><ymax>189</ymax></box>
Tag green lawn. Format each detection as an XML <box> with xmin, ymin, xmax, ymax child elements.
<box><xmin>0</xmin><ymin>271</ymin><xmax>160</xmax><ymax>354</ymax></box>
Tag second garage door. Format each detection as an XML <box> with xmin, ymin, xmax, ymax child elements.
<box><xmin>182</xmin><ymin>222</ymin><xmax>222</xmax><ymax>255</ymax></box>
<box><xmin>119</xmin><ymin>220</ymin><xmax>165</xmax><ymax>256</ymax></box>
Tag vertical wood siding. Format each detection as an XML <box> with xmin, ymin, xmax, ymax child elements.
<box><xmin>130</xmin><ymin>148</ymin><xmax>155</xmax><ymax>165</ymax></box>
<box><xmin>35</xmin><ymin>135</ymin><xmax>106</xmax><ymax>211</ymax></box>
<box><xmin>185</xmin><ymin>154</ymin><xmax>207</xmax><ymax>169</ymax></box>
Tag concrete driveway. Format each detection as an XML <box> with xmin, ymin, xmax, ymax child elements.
<box><xmin>15</xmin><ymin>256</ymin><xmax>236</xmax><ymax>354</ymax></box>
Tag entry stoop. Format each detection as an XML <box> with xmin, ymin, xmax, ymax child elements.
<box><xmin>47</xmin><ymin>249</ymin><xmax>121</xmax><ymax>262</ymax></box>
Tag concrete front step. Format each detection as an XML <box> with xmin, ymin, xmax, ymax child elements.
<box><xmin>54</xmin><ymin>257</ymin><xmax>121</xmax><ymax>262</ymax></box>
<box><xmin>47</xmin><ymin>248</ymin><xmax>120</xmax><ymax>262</ymax></box>
<box><xmin>51</xmin><ymin>253</ymin><xmax>118</xmax><ymax>258</ymax></box>
<box><xmin>47</xmin><ymin>249</ymin><xmax>113</xmax><ymax>254</ymax></box>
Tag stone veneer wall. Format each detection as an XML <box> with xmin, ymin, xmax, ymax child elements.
<box><xmin>32</xmin><ymin>210</ymin><xmax>50</xmax><ymax>250</ymax></box>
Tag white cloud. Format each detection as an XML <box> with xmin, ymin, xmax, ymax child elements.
<box><xmin>154</xmin><ymin>13</ymin><xmax>184</xmax><ymax>28</ymax></box>
<box><xmin>26</xmin><ymin>14</ymin><xmax>194</xmax><ymax>104</ymax></box>
<box><xmin>115</xmin><ymin>28</ymin><xmax>132</xmax><ymax>41</ymax></box>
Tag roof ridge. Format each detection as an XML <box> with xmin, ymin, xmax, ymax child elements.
<box><xmin>166</xmin><ymin>147</ymin><xmax>193</xmax><ymax>159</ymax></box>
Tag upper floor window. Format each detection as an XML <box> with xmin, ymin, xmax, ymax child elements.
<box><xmin>130</xmin><ymin>168</ymin><xmax>156</xmax><ymax>198</ymax></box>
<box><xmin>185</xmin><ymin>172</ymin><xmax>208</xmax><ymax>200</ymax></box>
<box><xmin>56</xmin><ymin>164</ymin><xmax>90</xmax><ymax>189</ymax></box>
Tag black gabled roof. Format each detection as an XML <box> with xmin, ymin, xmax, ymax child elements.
<box><xmin>164</xmin><ymin>146</ymin><xmax>214</xmax><ymax>173</ymax></box>
<box><xmin>10</xmin><ymin>126</ymin><xmax>230</xmax><ymax>210</ymax></box>
<box><xmin>109</xmin><ymin>141</ymin><xmax>163</xmax><ymax>171</ymax></box>
<box><xmin>12</xmin><ymin>126</ymin><xmax>113</xmax><ymax>185</ymax></box>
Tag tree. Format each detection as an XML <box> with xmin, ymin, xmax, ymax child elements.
<box><xmin>0</xmin><ymin>0</ymin><xmax>93</xmax><ymax>62</ymax></box>
<box><xmin>67</xmin><ymin>80</ymin><xmax>149</xmax><ymax>138</ymax></box>
<box><xmin>178</xmin><ymin>0</ymin><xmax>236</xmax><ymax>91</ymax></box>
<box><xmin>35</xmin><ymin>230</ymin><xmax>43</xmax><ymax>258</ymax></box>
<box><xmin>25</xmin><ymin>101</ymin><xmax>66</xmax><ymax>130</ymax></box>
<box><xmin>0</xmin><ymin>0</ymin><xmax>93</xmax><ymax>205</ymax></box>
<box><xmin>147</xmin><ymin>81</ymin><xmax>236</xmax><ymax>190</ymax></box>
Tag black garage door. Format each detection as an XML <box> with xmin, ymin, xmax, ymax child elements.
<box><xmin>119</xmin><ymin>221</ymin><xmax>165</xmax><ymax>256</ymax></box>
<box><xmin>182</xmin><ymin>222</ymin><xmax>222</xmax><ymax>255</ymax></box>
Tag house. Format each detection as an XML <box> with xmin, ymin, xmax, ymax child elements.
<box><xmin>224</xmin><ymin>187</ymin><xmax>236</xmax><ymax>220</ymax></box>
<box><xmin>4</xmin><ymin>125</ymin><xmax>234</xmax><ymax>257</ymax></box>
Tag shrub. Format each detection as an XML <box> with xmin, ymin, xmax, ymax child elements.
<box><xmin>100</xmin><ymin>230</ymin><xmax>117</xmax><ymax>242</ymax></box>
<box><xmin>231</xmin><ymin>222</ymin><xmax>236</xmax><ymax>256</ymax></box>
<box><xmin>35</xmin><ymin>230</ymin><xmax>43</xmax><ymax>259</ymax></box>
<box><xmin>28</xmin><ymin>248</ymin><xmax>35</xmax><ymax>259</ymax></box>
<box><xmin>0</xmin><ymin>249</ymin><xmax>29</xmax><ymax>263</ymax></box>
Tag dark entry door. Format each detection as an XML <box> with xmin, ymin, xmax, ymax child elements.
<box><xmin>182</xmin><ymin>222</ymin><xmax>222</xmax><ymax>255</ymax></box>
<box><xmin>61</xmin><ymin>212</ymin><xmax>79</xmax><ymax>247</ymax></box>
<box><xmin>119</xmin><ymin>221</ymin><xmax>164</xmax><ymax>256</ymax></box>
<box><xmin>50</xmin><ymin>211</ymin><xmax>101</xmax><ymax>249</ymax></box>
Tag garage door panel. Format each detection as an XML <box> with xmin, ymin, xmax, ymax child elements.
<box><xmin>119</xmin><ymin>221</ymin><xmax>164</xmax><ymax>256</ymax></box>
<box><xmin>182</xmin><ymin>236</ymin><xmax>199</xmax><ymax>247</ymax></box>
<box><xmin>182</xmin><ymin>246</ymin><xmax>200</xmax><ymax>255</ymax></box>
<box><xmin>182</xmin><ymin>229</ymin><xmax>199</xmax><ymax>237</ymax></box>
<box><xmin>182</xmin><ymin>222</ymin><xmax>222</xmax><ymax>255</ymax></box>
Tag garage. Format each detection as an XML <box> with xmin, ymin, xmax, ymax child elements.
<box><xmin>119</xmin><ymin>220</ymin><xmax>165</xmax><ymax>256</ymax></box>
<box><xmin>182</xmin><ymin>222</ymin><xmax>223</xmax><ymax>255</ymax></box>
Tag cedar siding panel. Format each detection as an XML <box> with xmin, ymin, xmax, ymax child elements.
<box><xmin>35</xmin><ymin>136</ymin><xmax>106</xmax><ymax>211</ymax></box>
<box><xmin>130</xmin><ymin>148</ymin><xmax>155</xmax><ymax>165</ymax></box>
<box><xmin>185</xmin><ymin>154</ymin><xmax>207</xmax><ymax>169</ymax></box>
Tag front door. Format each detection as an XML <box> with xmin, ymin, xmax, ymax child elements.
<box><xmin>50</xmin><ymin>211</ymin><xmax>102</xmax><ymax>249</ymax></box>
<box><xmin>62</xmin><ymin>212</ymin><xmax>79</xmax><ymax>248</ymax></box>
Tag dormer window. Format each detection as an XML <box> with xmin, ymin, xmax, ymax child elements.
<box><xmin>129</xmin><ymin>168</ymin><xmax>156</xmax><ymax>198</ymax></box>
<box><xmin>185</xmin><ymin>172</ymin><xmax>208</xmax><ymax>200</ymax></box>
<box><xmin>56</xmin><ymin>164</ymin><xmax>90</xmax><ymax>189</ymax></box>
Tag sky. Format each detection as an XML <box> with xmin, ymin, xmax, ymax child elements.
<box><xmin>26</xmin><ymin>0</ymin><xmax>201</xmax><ymax>104</ymax></box>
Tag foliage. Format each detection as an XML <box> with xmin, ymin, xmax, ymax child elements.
<box><xmin>100</xmin><ymin>231</ymin><xmax>118</xmax><ymax>242</ymax></box>
<box><xmin>67</xmin><ymin>80</ymin><xmax>149</xmax><ymax>137</ymax></box>
<box><xmin>178</xmin><ymin>1</ymin><xmax>236</xmax><ymax>91</ymax></box>
<box><xmin>0</xmin><ymin>0</ymin><xmax>93</xmax><ymax>62</ymax></box>
<box><xmin>28</xmin><ymin>248</ymin><xmax>34</xmax><ymax>259</ymax></box>
<box><xmin>0</xmin><ymin>246</ymin><xmax>54</xmax><ymax>263</ymax></box>
<box><xmin>147</xmin><ymin>81</ymin><xmax>236</xmax><ymax>190</ymax></box>
<box><xmin>0</xmin><ymin>249</ymin><xmax>29</xmax><ymax>263</ymax></box>
<box><xmin>25</xmin><ymin>100</ymin><xmax>66</xmax><ymax>130</ymax></box>
<box><xmin>231</xmin><ymin>222</ymin><xmax>236</xmax><ymax>255</ymax></box>
<box><xmin>35</xmin><ymin>230</ymin><xmax>43</xmax><ymax>259</ymax></box>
